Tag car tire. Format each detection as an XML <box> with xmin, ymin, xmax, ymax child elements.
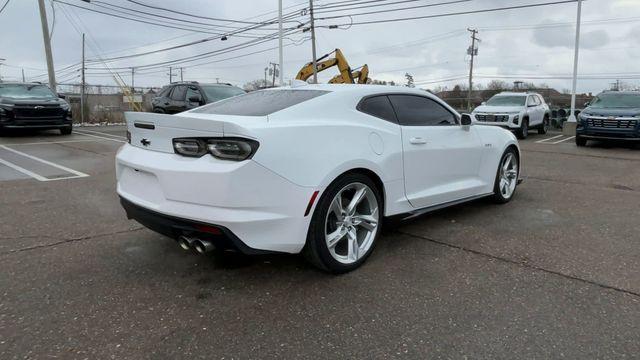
<box><xmin>153</xmin><ymin>108</ymin><xmax>165</xmax><ymax>114</ymax></box>
<box><xmin>492</xmin><ymin>148</ymin><xmax>519</xmax><ymax>204</ymax></box>
<box><xmin>516</xmin><ymin>118</ymin><xmax>529</xmax><ymax>139</ymax></box>
<box><xmin>576</xmin><ymin>136</ymin><xmax>587</xmax><ymax>147</ymax></box>
<box><xmin>303</xmin><ymin>173</ymin><xmax>383</xmax><ymax>274</ymax></box>
<box><xmin>60</xmin><ymin>126</ymin><xmax>73</xmax><ymax>135</ymax></box>
<box><xmin>538</xmin><ymin>116</ymin><xmax>550</xmax><ymax>134</ymax></box>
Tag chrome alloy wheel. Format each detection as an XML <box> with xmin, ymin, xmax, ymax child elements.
<box><xmin>499</xmin><ymin>153</ymin><xmax>518</xmax><ymax>199</ymax></box>
<box><xmin>324</xmin><ymin>183</ymin><xmax>379</xmax><ymax>264</ymax></box>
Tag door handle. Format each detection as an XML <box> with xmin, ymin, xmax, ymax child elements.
<box><xmin>409</xmin><ymin>137</ymin><xmax>427</xmax><ymax>145</ymax></box>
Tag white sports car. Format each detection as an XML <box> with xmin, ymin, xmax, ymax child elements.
<box><xmin>116</xmin><ymin>84</ymin><xmax>521</xmax><ymax>273</ymax></box>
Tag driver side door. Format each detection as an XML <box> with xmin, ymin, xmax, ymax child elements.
<box><xmin>390</xmin><ymin>94</ymin><xmax>486</xmax><ymax>209</ymax></box>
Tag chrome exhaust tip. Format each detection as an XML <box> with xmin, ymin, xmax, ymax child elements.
<box><xmin>193</xmin><ymin>239</ymin><xmax>215</xmax><ymax>254</ymax></box>
<box><xmin>178</xmin><ymin>235</ymin><xmax>197</xmax><ymax>251</ymax></box>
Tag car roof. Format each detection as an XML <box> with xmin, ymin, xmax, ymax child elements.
<box><xmin>494</xmin><ymin>92</ymin><xmax>532</xmax><ymax>97</ymax></box>
<box><xmin>272</xmin><ymin>83</ymin><xmax>434</xmax><ymax>97</ymax></box>
<box><xmin>597</xmin><ymin>91</ymin><xmax>640</xmax><ymax>96</ymax></box>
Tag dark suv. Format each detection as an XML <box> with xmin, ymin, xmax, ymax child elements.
<box><xmin>0</xmin><ymin>82</ymin><xmax>73</xmax><ymax>135</ymax></box>
<box><xmin>576</xmin><ymin>91</ymin><xmax>640</xmax><ymax>146</ymax></box>
<box><xmin>151</xmin><ymin>82</ymin><xmax>245</xmax><ymax>114</ymax></box>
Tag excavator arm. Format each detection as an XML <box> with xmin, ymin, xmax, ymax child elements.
<box><xmin>295</xmin><ymin>49</ymin><xmax>355</xmax><ymax>83</ymax></box>
<box><xmin>329</xmin><ymin>64</ymin><xmax>369</xmax><ymax>84</ymax></box>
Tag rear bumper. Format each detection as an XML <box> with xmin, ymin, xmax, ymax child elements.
<box><xmin>120</xmin><ymin>196</ymin><xmax>278</xmax><ymax>254</ymax></box>
<box><xmin>116</xmin><ymin>144</ymin><xmax>316</xmax><ymax>254</ymax></box>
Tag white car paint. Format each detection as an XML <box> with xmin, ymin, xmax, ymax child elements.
<box><xmin>472</xmin><ymin>92</ymin><xmax>550</xmax><ymax>130</ymax></box>
<box><xmin>116</xmin><ymin>84</ymin><xmax>520</xmax><ymax>254</ymax></box>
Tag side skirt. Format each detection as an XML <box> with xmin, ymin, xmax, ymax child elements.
<box><xmin>389</xmin><ymin>192</ymin><xmax>494</xmax><ymax>222</ymax></box>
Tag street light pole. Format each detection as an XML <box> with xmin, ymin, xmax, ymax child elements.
<box><xmin>565</xmin><ymin>0</ymin><xmax>583</xmax><ymax>134</ymax></box>
<box><xmin>37</xmin><ymin>0</ymin><xmax>57</xmax><ymax>91</ymax></box>
<box><xmin>81</xmin><ymin>33</ymin><xmax>86</xmax><ymax>125</ymax></box>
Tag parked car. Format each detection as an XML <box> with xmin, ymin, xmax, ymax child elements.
<box><xmin>0</xmin><ymin>82</ymin><xmax>72</xmax><ymax>135</ymax></box>
<box><xmin>576</xmin><ymin>91</ymin><xmax>640</xmax><ymax>146</ymax></box>
<box><xmin>472</xmin><ymin>92</ymin><xmax>550</xmax><ymax>139</ymax></box>
<box><xmin>151</xmin><ymin>82</ymin><xmax>245</xmax><ymax>114</ymax></box>
<box><xmin>117</xmin><ymin>84</ymin><xmax>522</xmax><ymax>273</ymax></box>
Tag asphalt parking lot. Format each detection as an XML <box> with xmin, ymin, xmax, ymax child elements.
<box><xmin>1</xmin><ymin>126</ymin><xmax>639</xmax><ymax>359</ymax></box>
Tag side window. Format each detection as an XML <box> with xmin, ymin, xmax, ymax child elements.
<box><xmin>158</xmin><ymin>86</ymin><xmax>171</xmax><ymax>98</ymax></box>
<box><xmin>537</xmin><ymin>95</ymin><xmax>545</xmax><ymax>105</ymax></box>
<box><xmin>357</xmin><ymin>95</ymin><xmax>397</xmax><ymax>123</ymax></box>
<box><xmin>170</xmin><ymin>86</ymin><xmax>187</xmax><ymax>101</ymax></box>
<box><xmin>186</xmin><ymin>86</ymin><xmax>202</xmax><ymax>102</ymax></box>
<box><xmin>388</xmin><ymin>95</ymin><xmax>456</xmax><ymax>126</ymax></box>
<box><xmin>527</xmin><ymin>96</ymin><xmax>537</xmax><ymax>106</ymax></box>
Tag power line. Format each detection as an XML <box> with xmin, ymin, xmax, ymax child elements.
<box><xmin>317</xmin><ymin>0</ymin><xmax>579</xmax><ymax>26</ymax></box>
<box><xmin>123</xmin><ymin>0</ymin><xmax>301</xmax><ymax>25</ymax></box>
<box><xmin>0</xmin><ymin>0</ymin><xmax>11</xmax><ymax>15</ymax></box>
<box><xmin>316</xmin><ymin>0</ymin><xmax>472</xmax><ymax>16</ymax></box>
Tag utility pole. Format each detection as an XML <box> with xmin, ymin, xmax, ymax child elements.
<box><xmin>264</xmin><ymin>67</ymin><xmax>268</xmax><ymax>88</ymax></box>
<box><xmin>169</xmin><ymin>66</ymin><xmax>173</xmax><ymax>83</ymax></box>
<box><xmin>0</xmin><ymin>59</ymin><xmax>4</xmax><ymax>82</ymax></box>
<box><xmin>269</xmin><ymin>62</ymin><xmax>279</xmax><ymax>87</ymax></box>
<box><xmin>22</xmin><ymin>68</ymin><xmax>26</xmax><ymax>82</ymax></box>
<box><xmin>81</xmin><ymin>33</ymin><xmax>86</xmax><ymax>125</ymax></box>
<box><xmin>131</xmin><ymin>68</ymin><xmax>135</xmax><ymax>93</ymax></box>
<box><xmin>37</xmin><ymin>0</ymin><xmax>56</xmax><ymax>91</ymax></box>
<box><xmin>309</xmin><ymin>0</ymin><xmax>318</xmax><ymax>84</ymax></box>
<box><xmin>278</xmin><ymin>0</ymin><xmax>284</xmax><ymax>86</ymax></box>
<box><xmin>565</xmin><ymin>0</ymin><xmax>583</xmax><ymax>134</ymax></box>
<box><xmin>180</xmin><ymin>67</ymin><xmax>184</xmax><ymax>82</ymax></box>
<box><xmin>466</xmin><ymin>28</ymin><xmax>479</xmax><ymax>111</ymax></box>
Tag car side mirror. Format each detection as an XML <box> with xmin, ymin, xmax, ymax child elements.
<box><xmin>460</xmin><ymin>113</ymin><xmax>473</xmax><ymax>126</ymax></box>
<box><xmin>584</xmin><ymin>101</ymin><xmax>590</xmax><ymax>107</ymax></box>
<box><xmin>481</xmin><ymin>101</ymin><xmax>486</xmax><ymax>105</ymax></box>
<box><xmin>58</xmin><ymin>94</ymin><xmax>66</xmax><ymax>99</ymax></box>
<box><xmin>188</xmin><ymin>95</ymin><xmax>203</xmax><ymax>105</ymax></box>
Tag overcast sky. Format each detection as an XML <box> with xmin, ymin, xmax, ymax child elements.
<box><xmin>0</xmin><ymin>0</ymin><xmax>638</xmax><ymax>93</ymax></box>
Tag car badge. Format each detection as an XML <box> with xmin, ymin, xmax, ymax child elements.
<box><xmin>607</xmin><ymin>116</ymin><xmax>616</xmax><ymax>121</ymax></box>
<box><xmin>34</xmin><ymin>106</ymin><xmax>44</xmax><ymax>110</ymax></box>
<box><xmin>140</xmin><ymin>138</ymin><xmax>151</xmax><ymax>147</ymax></box>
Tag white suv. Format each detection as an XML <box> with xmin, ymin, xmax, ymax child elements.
<box><xmin>472</xmin><ymin>92</ymin><xmax>550</xmax><ymax>139</ymax></box>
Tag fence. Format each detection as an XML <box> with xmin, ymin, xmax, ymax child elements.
<box><xmin>57</xmin><ymin>84</ymin><xmax>162</xmax><ymax>124</ymax></box>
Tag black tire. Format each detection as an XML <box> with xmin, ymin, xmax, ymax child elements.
<box><xmin>60</xmin><ymin>126</ymin><xmax>73</xmax><ymax>135</ymax></box>
<box><xmin>303</xmin><ymin>173</ymin><xmax>383</xmax><ymax>274</ymax></box>
<box><xmin>576</xmin><ymin>135</ymin><xmax>587</xmax><ymax>147</ymax></box>
<box><xmin>492</xmin><ymin>148</ymin><xmax>520</xmax><ymax>204</ymax></box>
<box><xmin>516</xmin><ymin>118</ymin><xmax>529</xmax><ymax>139</ymax></box>
<box><xmin>538</xmin><ymin>116</ymin><xmax>550</xmax><ymax>135</ymax></box>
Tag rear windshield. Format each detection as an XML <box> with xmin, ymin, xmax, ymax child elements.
<box><xmin>590</xmin><ymin>93</ymin><xmax>640</xmax><ymax>108</ymax></box>
<box><xmin>192</xmin><ymin>89</ymin><xmax>330</xmax><ymax>116</ymax></box>
<box><xmin>486</xmin><ymin>96</ymin><xmax>526</xmax><ymax>106</ymax></box>
<box><xmin>200</xmin><ymin>85</ymin><xmax>245</xmax><ymax>103</ymax></box>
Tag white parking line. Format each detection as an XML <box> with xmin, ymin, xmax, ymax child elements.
<box><xmin>550</xmin><ymin>136</ymin><xmax>576</xmax><ymax>144</ymax></box>
<box><xmin>535</xmin><ymin>134</ymin><xmax>564</xmax><ymax>143</ymax></box>
<box><xmin>0</xmin><ymin>145</ymin><xmax>89</xmax><ymax>181</ymax></box>
<box><xmin>75</xmin><ymin>131</ymin><xmax>126</xmax><ymax>143</ymax></box>
<box><xmin>0</xmin><ymin>139</ymin><xmax>98</xmax><ymax>146</ymax></box>
<box><xmin>76</xmin><ymin>128</ymin><xmax>126</xmax><ymax>139</ymax></box>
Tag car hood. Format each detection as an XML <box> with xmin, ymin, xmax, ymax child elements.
<box><xmin>473</xmin><ymin>105</ymin><xmax>523</xmax><ymax>113</ymax></box>
<box><xmin>582</xmin><ymin>107</ymin><xmax>640</xmax><ymax>117</ymax></box>
<box><xmin>0</xmin><ymin>97</ymin><xmax>65</xmax><ymax>107</ymax></box>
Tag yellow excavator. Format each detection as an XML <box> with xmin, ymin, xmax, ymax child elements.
<box><xmin>295</xmin><ymin>49</ymin><xmax>369</xmax><ymax>84</ymax></box>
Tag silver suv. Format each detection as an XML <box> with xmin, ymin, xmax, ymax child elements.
<box><xmin>472</xmin><ymin>92</ymin><xmax>551</xmax><ymax>139</ymax></box>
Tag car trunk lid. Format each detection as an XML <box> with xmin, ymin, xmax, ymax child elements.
<box><xmin>125</xmin><ymin>112</ymin><xmax>263</xmax><ymax>153</ymax></box>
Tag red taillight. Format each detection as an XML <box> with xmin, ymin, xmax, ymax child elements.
<box><xmin>196</xmin><ymin>225</ymin><xmax>222</xmax><ymax>235</ymax></box>
<box><xmin>304</xmin><ymin>191</ymin><xmax>320</xmax><ymax>217</ymax></box>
